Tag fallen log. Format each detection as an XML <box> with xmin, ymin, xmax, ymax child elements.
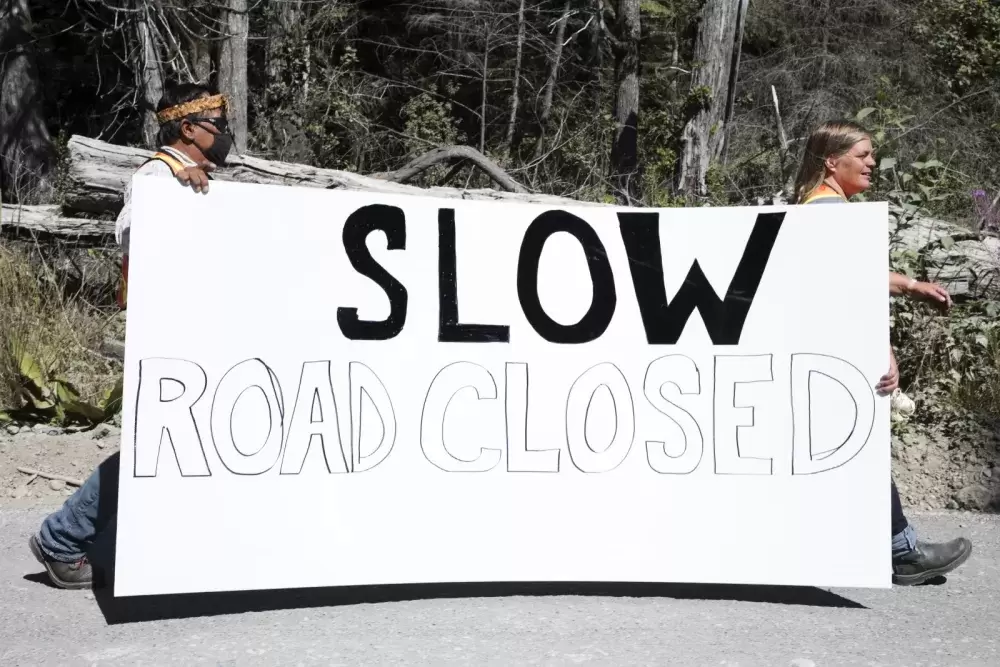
<box><xmin>890</xmin><ymin>205</ymin><xmax>1000</xmax><ymax>301</ymax></box>
<box><xmin>62</xmin><ymin>135</ymin><xmax>585</xmax><ymax>217</ymax></box>
<box><xmin>24</xmin><ymin>134</ymin><xmax>1000</xmax><ymax>302</ymax></box>
<box><xmin>1</xmin><ymin>204</ymin><xmax>113</xmax><ymax>240</ymax></box>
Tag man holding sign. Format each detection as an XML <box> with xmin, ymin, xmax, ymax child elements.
<box><xmin>27</xmin><ymin>83</ymin><xmax>234</xmax><ymax>589</ymax></box>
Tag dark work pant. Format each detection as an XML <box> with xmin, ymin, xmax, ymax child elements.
<box><xmin>890</xmin><ymin>478</ymin><xmax>908</xmax><ymax>536</ymax></box>
<box><xmin>890</xmin><ymin>477</ymin><xmax>918</xmax><ymax>557</ymax></box>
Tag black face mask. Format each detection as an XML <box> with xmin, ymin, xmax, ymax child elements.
<box><xmin>202</xmin><ymin>132</ymin><xmax>234</xmax><ymax>166</ymax></box>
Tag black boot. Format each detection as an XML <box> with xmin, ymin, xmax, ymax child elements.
<box><xmin>892</xmin><ymin>537</ymin><xmax>972</xmax><ymax>586</ymax></box>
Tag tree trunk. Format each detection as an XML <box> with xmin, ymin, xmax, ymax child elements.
<box><xmin>136</xmin><ymin>5</ymin><xmax>165</xmax><ymax>148</ymax></box>
<box><xmin>609</xmin><ymin>0</ymin><xmax>641</xmax><ymax>205</ymax></box>
<box><xmin>187</xmin><ymin>29</ymin><xmax>213</xmax><ymax>83</ymax></box>
<box><xmin>818</xmin><ymin>0</ymin><xmax>831</xmax><ymax>81</ymax></box>
<box><xmin>720</xmin><ymin>0</ymin><xmax>749</xmax><ymax>165</ymax></box>
<box><xmin>505</xmin><ymin>0</ymin><xmax>526</xmax><ymax>152</ymax></box>
<box><xmin>534</xmin><ymin>0</ymin><xmax>571</xmax><ymax>160</ymax></box>
<box><xmin>675</xmin><ymin>0</ymin><xmax>742</xmax><ymax>199</ymax></box>
<box><xmin>218</xmin><ymin>0</ymin><xmax>249</xmax><ymax>152</ymax></box>
<box><xmin>266</xmin><ymin>0</ymin><xmax>303</xmax><ymax>105</ymax></box>
<box><xmin>480</xmin><ymin>29</ymin><xmax>490</xmax><ymax>155</ymax></box>
<box><xmin>0</xmin><ymin>0</ymin><xmax>54</xmax><ymax>203</ymax></box>
<box><xmin>592</xmin><ymin>0</ymin><xmax>606</xmax><ymax>129</ymax></box>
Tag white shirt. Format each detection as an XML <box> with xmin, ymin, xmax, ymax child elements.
<box><xmin>115</xmin><ymin>146</ymin><xmax>198</xmax><ymax>254</ymax></box>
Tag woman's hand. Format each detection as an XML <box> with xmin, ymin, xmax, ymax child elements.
<box><xmin>908</xmin><ymin>280</ymin><xmax>952</xmax><ymax>312</ymax></box>
<box><xmin>877</xmin><ymin>347</ymin><xmax>899</xmax><ymax>396</ymax></box>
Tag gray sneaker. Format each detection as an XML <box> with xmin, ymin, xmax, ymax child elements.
<box><xmin>28</xmin><ymin>534</ymin><xmax>93</xmax><ymax>590</ymax></box>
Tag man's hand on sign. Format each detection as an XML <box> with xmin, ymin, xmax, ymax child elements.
<box><xmin>174</xmin><ymin>161</ymin><xmax>215</xmax><ymax>194</ymax></box>
<box><xmin>877</xmin><ymin>346</ymin><xmax>899</xmax><ymax>396</ymax></box>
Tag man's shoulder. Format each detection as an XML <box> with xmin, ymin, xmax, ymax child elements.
<box><xmin>134</xmin><ymin>157</ymin><xmax>177</xmax><ymax>176</ymax></box>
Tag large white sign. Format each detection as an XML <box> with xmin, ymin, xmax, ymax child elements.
<box><xmin>116</xmin><ymin>176</ymin><xmax>891</xmax><ymax>596</ymax></box>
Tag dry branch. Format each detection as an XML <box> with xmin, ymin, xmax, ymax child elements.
<box><xmin>374</xmin><ymin>145</ymin><xmax>528</xmax><ymax>193</ymax></box>
<box><xmin>17</xmin><ymin>467</ymin><xmax>83</xmax><ymax>487</ymax></box>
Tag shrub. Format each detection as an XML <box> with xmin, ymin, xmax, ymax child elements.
<box><xmin>0</xmin><ymin>243</ymin><xmax>121</xmax><ymax>425</ymax></box>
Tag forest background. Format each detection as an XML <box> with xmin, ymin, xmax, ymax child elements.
<box><xmin>2</xmin><ymin>0</ymin><xmax>1000</xmax><ymax>510</ymax></box>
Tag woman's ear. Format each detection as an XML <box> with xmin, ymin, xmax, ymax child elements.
<box><xmin>823</xmin><ymin>154</ymin><xmax>838</xmax><ymax>174</ymax></box>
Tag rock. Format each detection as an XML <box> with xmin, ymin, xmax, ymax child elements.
<box><xmin>924</xmin><ymin>454</ymin><xmax>946</xmax><ymax>474</ymax></box>
<box><xmin>92</xmin><ymin>426</ymin><xmax>111</xmax><ymax>440</ymax></box>
<box><xmin>12</xmin><ymin>486</ymin><xmax>27</xmax><ymax>499</ymax></box>
<box><xmin>954</xmin><ymin>484</ymin><xmax>992</xmax><ymax>510</ymax></box>
<box><xmin>984</xmin><ymin>467</ymin><xmax>993</xmax><ymax>479</ymax></box>
<box><xmin>5</xmin><ymin>424</ymin><xmax>19</xmax><ymax>435</ymax></box>
<box><xmin>49</xmin><ymin>479</ymin><xmax>66</xmax><ymax>491</ymax></box>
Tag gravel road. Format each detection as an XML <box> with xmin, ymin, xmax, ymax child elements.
<box><xmin>1</xmin><ymin>507</ymin><xmax>997</xmax><ymax>666</ymax></box>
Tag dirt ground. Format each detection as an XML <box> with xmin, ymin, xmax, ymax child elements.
<box><xmin>891</xmin><ymin>423</ymin><xmax>1000</xmax><ymax>513</ymax></box>
<box><xmin>1</xmin><ymin>419</ymin><xmax>998</xmax><ymax>514</ymax></box>
<box><xmin>0</xmin><ymin>424</ymin><xmax>121</xmax><ymax>509</ymax></box>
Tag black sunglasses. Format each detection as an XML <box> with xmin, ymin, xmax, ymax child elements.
<box><xmin>187</xmin><ymin>116</ymin><xmax>229</xmax><ymax>134</ymax></box>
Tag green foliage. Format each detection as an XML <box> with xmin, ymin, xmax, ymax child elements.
<box><xmin>401</xmin><ymin>89</ymin><xmax>465</xmax><ymax>156</ymax></box>
<box><xmin>2</xmin><ymin>352</ymin><xmax>121</xmax><ymax>425</ymax></box>
<box><xmin>915</xmin><ymin>0</ymin><xmax>1000</xmax><ymax>95</ymax></box>
<box><xmin>884</xmin><ymin>144</ymin><xmax>1000</xmax><ymax>444</ymax></box>
<box><xmin>855</xmin><ymin>97</ymin><xmax>970</xmax><ymax>219</ymax></box>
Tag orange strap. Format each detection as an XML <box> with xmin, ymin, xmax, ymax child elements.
<box><xmin>143</xmin><ymin>151</ymin><xmax>187</xmax><ymax>175</ymax></box>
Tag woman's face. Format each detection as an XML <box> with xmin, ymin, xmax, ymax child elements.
<box><xmin>826</xmin><ymin>138</ymin><xmax>876</xmax><ymax>197</ymax></box>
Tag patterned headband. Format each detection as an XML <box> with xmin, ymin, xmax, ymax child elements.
<box><xmin>156</xmin><ymin>94</ymin><xmax>229</xmax><ymax>124</ymax></box>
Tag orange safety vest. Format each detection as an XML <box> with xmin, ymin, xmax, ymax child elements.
<box><xmin>800</xmin><ymin>183</ymin><xmax>847</xmax><ymax>205</ymax></box>
<box><xmin>116</xmin><ymin>151</ymin><xmax>189</xmax><ymax>310</ymax></box>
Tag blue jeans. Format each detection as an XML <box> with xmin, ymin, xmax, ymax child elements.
<box><xmin>36</xmin><ymin>452</ymin><xmax>120</xmax><ymax>563</ymax></box>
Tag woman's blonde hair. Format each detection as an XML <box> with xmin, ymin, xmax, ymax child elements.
<box><xmin>791</xmin><ymin>120</ymin><xmax>871</xmax><ymax>203</ymax></box>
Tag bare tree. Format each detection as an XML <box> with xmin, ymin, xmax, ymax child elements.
<box><xmin>720</xmin><ymin>0</ymin><xmax>749</xmax><ymax>165</ymax></box>
<box><xmin>609</xmin><ymin>0</ymin><xmax>641</xmax><ymax>205</ymax></box>
<box><xmin>0</xmin><ymin>0</ymin><xmax>54</xmax><ymax>202</ymax></box>
<box><xmin>504</xmin><ymin>0</ymin><xmax>526</xmax><ymax>152</ymax></box>
<box><xmin>218</xmin><ymin>0</ymin><xmax>249</xmax><ymax>152</ymax></box>
<box><xmin>136</xmin><ymin>2</ymin><xmax>165</xmax><ymax>147</ymax></box>
<box><xmin>534</xmin><ymin>0</ymin><xmax>571</xmax><ymax>160</ymax></box>
<box><xmin>676</xmin><ymin>0</ymin><xmax>742</xmax><ymax>198</ymax></box>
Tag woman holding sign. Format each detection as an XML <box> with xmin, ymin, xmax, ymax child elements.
<box><xmin>793</xmin><ymin>120</ymin><xmax>972</xmax><ymax>586</ymax></box>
